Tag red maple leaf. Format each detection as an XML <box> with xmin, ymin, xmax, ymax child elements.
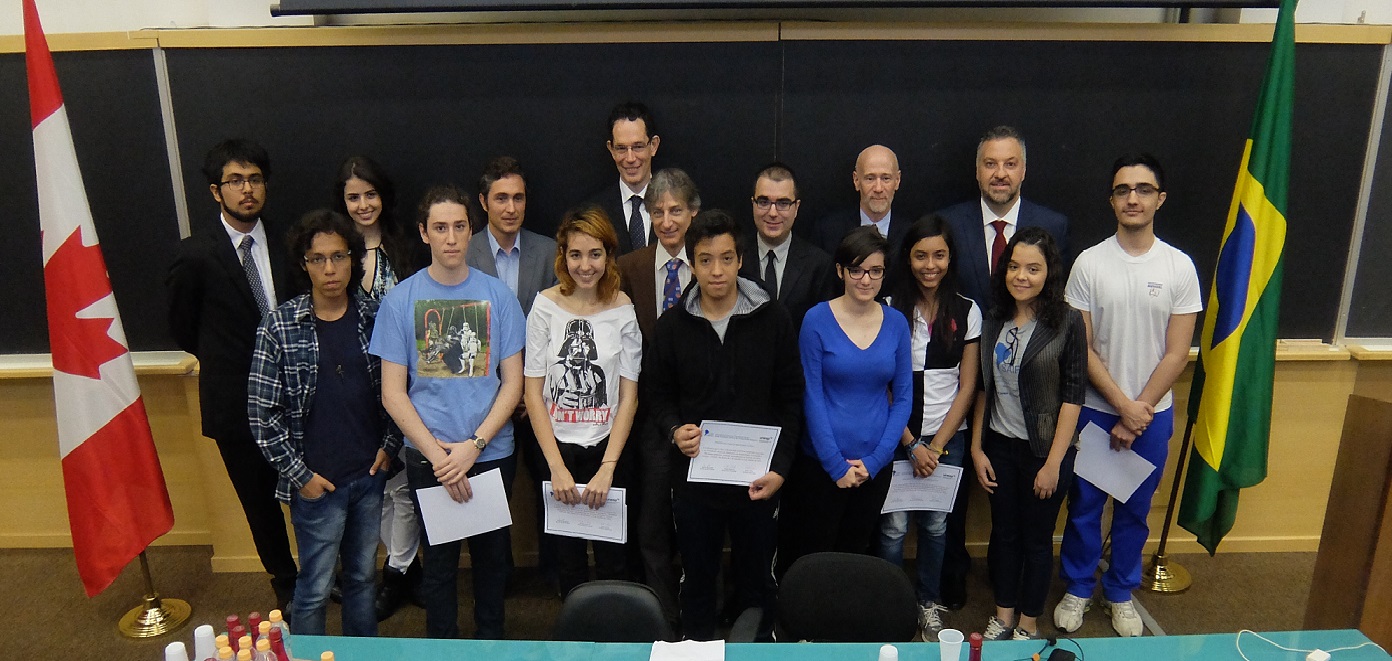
<box><xmin>44</xmin><ymin>229</ymin><xmax>127</xmax><ymax>379</ymax></box>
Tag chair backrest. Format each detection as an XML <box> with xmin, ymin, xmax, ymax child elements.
<box><xmin>777</xmin><ymin>552</ymin><xmax>919</xmax><ymax>642</ymax></box>
<box><xmin>551</xmin><ymin>580</ymin><xmax>674</xmax><ymax>643</ymax></box>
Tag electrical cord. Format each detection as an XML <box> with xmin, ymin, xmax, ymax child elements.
<box><xmin>1235</xmin><ymin>629</ymin><xmax>1386</xmax><ymax>661</ymax></box>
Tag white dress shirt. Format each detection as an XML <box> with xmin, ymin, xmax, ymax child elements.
<box><xmin>619</xmin><ymin>179</ymin><xmax>652</xmax><ymax>243</ymax></box>
<box><xmin>220</xmin><ymin>214</ymin><xmax>276</xmax><ymax>308</ymax></box>
<box><xmin>859</xmin><ymin>208</ymin><xmax>892</xmax><ymax>238</ymax></box>
<box><xmin>979</xmin><ymin>197</ymin><xmax>1022</xmax><ymax>273</ymax></box>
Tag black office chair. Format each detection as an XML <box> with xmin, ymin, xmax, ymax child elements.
<box><xmin>551</xmin><ymin>580</ymin><xmax>675</xmax><ymax>642</ymax></box>
<box><xmin>776</xmin><ymin>552</ymin><xmax>919</xmax><ymax>642</ymax></box>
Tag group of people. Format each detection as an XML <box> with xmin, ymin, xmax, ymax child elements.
<box><xmin>166</xmin><ymin>101</ymin><xmax>1200</xmax><ymax>644</ymax></box>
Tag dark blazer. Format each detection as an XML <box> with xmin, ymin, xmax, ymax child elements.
<box><xmin>937</xmin><ymin>198</ymin><xmax>1070</xmax><ymax>312</ymax></box>
<box><xmin>167</xmin><ymin>219</ymin><xmax>293</xmax><ymax>444</ymax></box>
<box><xmin>466</xmin><ymin>227</ymin><xmax>558</xmax><ymax>316</ymax></box>
<box><xmin>585</xmin><ymin>182</ymin><xmax>654</xmax><ymax>257</ymax></box>
<box><xmin>616</xmin><ymin>244</ymin><xmax>662</xmax><ymax>341</ymax></box>
<box><xmin>977</xmin><ymin>309</ymin><xmax>1087</xmax><ymax>458</ymax></box>
<box><xmin>806</xmin><ymin>206</ymin><xmax>911</xmax><ymax>259</ymax></box>
<box><xmin>738</xmin><ymin>235</ymin><xmax>838</xmax><ymax>334</ymax></box>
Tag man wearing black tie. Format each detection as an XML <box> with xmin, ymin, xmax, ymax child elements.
<box><xmin>738</xmin><ymin>163</ymin><xmax>836</xmax><ymax>335</ymax></box>
<box><xmin>167</xmin><ymin>139</ymin><xmax>297</xmax><ymax>613</ymax></box>
<box><xmin>935</xmin><ymin>125</ymin><xmax>1070</xmax><ymax>613</ymax></box>
<box><xmin>586</xmin><ymin>101</ymin><xmax>661</xmax><ymax>256</ymax></box>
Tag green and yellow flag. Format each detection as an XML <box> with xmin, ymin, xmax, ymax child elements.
<box><xmin>1178</xmin><ymin>0</ymin><xmax>1294</xmax><ymax>555</ymax></box>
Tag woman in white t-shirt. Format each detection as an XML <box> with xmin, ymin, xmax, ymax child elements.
<box><xmin>875</xmin><ymin>215</ymin><xmax>981</xmax><ymax>642</ymax></box>
<box><xmin>524</xmin><ymin>206</ymin><xmax>642</xmax><ymax>598</ymax></box>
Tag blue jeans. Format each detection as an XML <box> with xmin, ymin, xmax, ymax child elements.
<box><xmin>289</xmin><ymin>470</ymin><xmax>386</xmax><ymax>636</ymax></box>
<box><xmin>875</xmin><ymin>430</ymin><xmax>966</xmax><ymax>605</ymax></box>
<box><xmin>1061</xmin><ymin>406</ymin><xmax>1174</xmax><ymax>604</ymax></box>
<box><xmin>405</xmin><ymin>447</ymin><xmax>516</xmax><ymax>639</ymax></box>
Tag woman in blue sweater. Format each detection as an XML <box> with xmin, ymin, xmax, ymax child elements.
<box><xmin>781</xmin><ymin>225</ymin><xmax>913</xmax><ymax>567</ymax></box>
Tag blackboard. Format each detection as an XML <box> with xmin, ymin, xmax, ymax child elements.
<box><xmin>1</xmin><ymin>49</ymin><xmax>180</xmax><ymax>354</ymax></box>
<box><xmin>3</xmin><ymin>35</ymin><xmax>1382</xmax><ymax>353</ymax></box>
<box><xmin>1347</xmin><ymin>70</ymin><xmax>1392</xmax><ymax>339</ymax></box>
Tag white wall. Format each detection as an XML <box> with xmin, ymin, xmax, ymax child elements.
<box><xmin>2</xmin><ymin>0</ymin><xmax>1384</xmax><ymax>38</ymax></box>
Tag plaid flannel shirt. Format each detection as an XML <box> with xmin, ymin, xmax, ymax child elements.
<box><xmin>248</xmin><ymin>292</ymin><xmax>402</xmax><ymax>502</ymax></box>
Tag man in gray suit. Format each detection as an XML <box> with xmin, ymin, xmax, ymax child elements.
<box><xmin>468</xmin><ymin>155</ymin><xmax>560</xmax><ymax>588</ymax></box>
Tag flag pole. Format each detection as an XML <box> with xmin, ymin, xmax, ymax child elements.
<box><xmin>1142</xmin><ymin>418</ymin><xmax>1196</xmax><ymax>593</ymax></box>
<box><xmin>116</xmin><ymin>551</ymin><xmax>191</xmax><ymax>638</ymax></box>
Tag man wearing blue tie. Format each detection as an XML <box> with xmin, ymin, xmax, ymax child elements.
<box><xmin>935</xmin><ymin>125</ymin><xmax>1070</xmax><ymax>612</ymax></box>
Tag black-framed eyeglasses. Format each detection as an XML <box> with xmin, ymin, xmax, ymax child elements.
<box><xmin>752</xmin><ymin>196</ymin><xmax>798</xmax><ymax>211</ymax></box>
<box><xmin>304</xmin><ymin>252</ymin><xmax>352</xmax><ymax>268</ymax></box>
<box><xmin>221</xmin><ymin>175</ymin><xmax>266</xmax><ymax>190</ymax></box>
<box><xmin>844</xmin><ymin>266</ymin><xmax>886</xmax><ymax>280</ymax></box>
<box><xmin>1111</xmin><ymin>183</ymin><xmax>1159</xmax><ymax>200</ymax></box>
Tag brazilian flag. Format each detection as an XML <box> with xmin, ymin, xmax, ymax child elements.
<box><xmin>1178</xmin><ymin>0</ymin><xmax>1294</xmax><ymax>554</ymax></box>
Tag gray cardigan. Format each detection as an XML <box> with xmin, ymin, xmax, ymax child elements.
<box><xmin>978</xmin><ymin>308</ymin><xmax>1088</xmax><ymax>458</ymax></box>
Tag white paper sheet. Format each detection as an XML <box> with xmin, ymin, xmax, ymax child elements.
<box><xmin>541</xmin><ymin>482</ymin><xmax>628</xmax><ymax>544</ymax></box>
<box><xmin>880</xmin><ymin>460</ymin><xmax>964</xmax><ymax>513</ymax></box>
<box><xmin>415</xmin><ymin>468</ymin><xmax>513</xmax><ymax>544</ymax></box>
<box><xmin>1074</xmin><ymin>422</ymin><xmax>1158</xmax><ymax>504</ymax></box>
<box><xmin>649</xmin><ymin>640</ymin><xmax>724</xmax><ymax>661</ymax></box>
<box><xmin>686</xmin><ymin>420</ymin><xmax>781</xmax><ymax>486</ymax></box>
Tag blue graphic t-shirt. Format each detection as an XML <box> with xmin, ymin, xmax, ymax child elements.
<box><xmin>369</xmin><ymin>267</ymin><xmax>526</xmax><ymax>461</ymax></box>
<box><xmin>989</xmin><ymin>318</ymin><xmax>1036</xmax><ymax>440</ymax></box>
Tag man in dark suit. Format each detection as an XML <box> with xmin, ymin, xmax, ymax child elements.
<box><xmin>585</xmin><ymin>101</ymin><xmax>660</xmax><ymax>256</ymax></box>
<box><xmin>738</xmin><ymin>162</ymin><xmax>836</xmax><ymax>334</ymax></box>
<box><xmin>166</xmin><ymin>138</ymin><xmax>297</xmax><ymax>611</ymax></box>
<box><xmin>615</xmin><ymin>167</ymin><xmax>700</xmax><ymax>626</ymax></box>
<box><xmin>935</xmin><ymin>125</ymin><xmax>1070</xmax><ymax>612</ymax></box>
<box><xmin>807</xmin><ymin>144</ymin><xmax>911</xmax><ymax>258</ymax></box>
<box><xmin>467</xmin><ymin>156</ymin><xmax>559</xmax><ymax>590</ymax></box>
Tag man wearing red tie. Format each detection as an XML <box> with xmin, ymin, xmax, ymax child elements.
<box><xmin>935</xmin><ymin>125</ymin><xmax>1070</xmax><ymax>612</ymax></box>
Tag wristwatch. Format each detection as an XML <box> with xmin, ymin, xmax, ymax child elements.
<box><xmin>469</xmin><ymin>435</ymin><xmax>488</xmax><ymax>450</ymax></box>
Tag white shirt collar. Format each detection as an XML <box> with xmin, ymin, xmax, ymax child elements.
<box><xmin>220</xmin><ymin>214</ymin><xmax>266</xmax><ymax>248</ymax></box>
<box><xmin>756</xmin><ymin>235</ymin><xmax>792</xmax><ymax>263</ymax></box>
<box><xmin>653</xmin><ymin>248</ymin><xmax>689</xmax><ymax>275</ymax></box>
<box><xmin>979</xmin><ymin>197</ymin><xmax>1022</xmax><ymax>227</ymax></box>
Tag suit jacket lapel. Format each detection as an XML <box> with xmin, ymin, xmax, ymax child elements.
<box><xmin>1019</xmin><ymin>319</ymin><xmax>1058</xmax><ymax>368</ymax></box>
<box><xmin>780</xmin><ymin>240</ymin><xmax>814</xmax><ymax>303</ymax></box>
<box><xmin>962</xmin><ymin>211</ymin><xmax>992</xmax><ymax>301</ymax></box>
<box><xmin>213</xmin><ymin>231</ymin><xmax>262</xmax><ymax>311</ymax></box>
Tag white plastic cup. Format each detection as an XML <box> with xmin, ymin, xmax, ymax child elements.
<box><xmin>193</xmin><ymin>624</ymin><xmax>218</xmax><ymax>661</ymax></box>
<box><xmin>164</xmin><ymin>641</ymin><xmax>191</xmax><ymax>661</ymax></box>
<box><xmin>938</xmin><ymin>628</ymin><xmax>965</xmax><ymax>661</ymax></box>
<box><xmin>879</xmin><ymin>643</ymin><xmax>899</xmax><ymax>661</ymax></box>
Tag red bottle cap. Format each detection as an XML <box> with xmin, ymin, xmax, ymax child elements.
<box><xmin>269</xmin><ymin>628</ymin><xmax>282</xmax><ymax>642</ymax></box>
<box><xmin>970</xmin><ymin>632</ymin><xmax>984</xmax><ymax>647</ymax></box>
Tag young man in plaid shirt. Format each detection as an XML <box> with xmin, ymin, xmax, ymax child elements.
<box><xmin>249</xmin><ymin>209</ymin><xmax>400</xmax><ymax>636</ymax></box>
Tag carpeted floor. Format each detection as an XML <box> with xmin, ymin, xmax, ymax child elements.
<box><xmin>0</xmin><ymin>546</ymin><xmax>1314</xmax><ymax>660</ymax></box>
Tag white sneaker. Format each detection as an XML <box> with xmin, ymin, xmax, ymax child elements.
<box><xmin>1011</xmin><ymin>627</ymin><xmax>1040</xmax><ymax>640</ymax></box>
<box><xmin>1104</xmin><ymin>599</ymin><xmax>1143</xmax><ymax>637</ymax></box>
<box><xmin>983</xmin><ymin>616</ymin><xmax>1012</xmax><ymax>641</ymax></box>
<box><xmin>918</xmin><ymin>602</ymin><xmax>946</xmax><ymax>641</ymax></box>
<box><xmin>1053</xmin><ymin>593</ymin><xmax>1091</xmax><ymax>633</ymax></box>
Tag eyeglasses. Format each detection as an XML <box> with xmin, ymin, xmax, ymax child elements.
<box><xmin>221</xmin><ymin>175</ymin><xmax>266</xmax><ymax>190</ymax></box>
<box><xmin>844</xmin><ymin>266</ymin><xmax>886</xmax><ymax>280</ymax></box>
<box><xmin>610</xmin><ymin>142</ymin><xmax>651</xmax><ymax>156</ymax></box>
<box><xmin>752</xmin><ymin>196</ymin><xmax>798</xmax><ymax>211</ymax></box>
<box><xmin>304</xmin><ymin>252</ymin><xmax>352</xmax><ymax>267</ymax></box>
<box><xmin>1111</xmin><ymin>183</ymin><xmax>1160</xmax><ymax>200</ymax></box>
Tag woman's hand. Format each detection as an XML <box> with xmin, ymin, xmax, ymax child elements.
<box><xmin>911</xmin><ymin>444</ymin><xmax>939</xmax><ymax>477</ymax></box>
<box><xmin>581</xmin><ymin>463</ymin><xmax>614</xmax><ymax>510</ymax></box>
<box><xmin>973</xmin><ymin>449</ymin><xmax>997</xmax><ymax>494</ymax></box>
<box><xmin>835</xmin><ymin>461</ymin><xmax>868</xmax><ymax>488</ymax></box>
<box><xmin>1033</xmin><ymin>461</ymin><xmax>1061</xmax><ymax>500</ymax></box>
<box><xmin>549</xmin><ymin>465</ymin><xmax>581</xmax><ymax>506</ymax></box>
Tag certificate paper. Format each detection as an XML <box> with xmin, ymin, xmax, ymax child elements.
<box><xmin>880</xmin><ymin>460</ymin><xmax>964</xmax><ymax>513</ymax></box>
<box><xmin>1075</xmin><ymin>422</ymin><xmax>1158</xmax><ymax>504</ymax></box>
<box><xmin>416</xmin><ymin>468</ymin><xmax>513</xmax><ymax>544</ymax></box>
<box><xmin>650</xmin><ymin>640</ymin><xmax>724</xmax><ymax>661</ymax></box>
<box><xmin>542</xmin><ymin>482</ymin><xmax>628</xmax><ymax>544</ymax></box>
<box><xmin>686</xmin><ymin>420</ymin><xmax>781</xmax><ymax>486</ymax></box>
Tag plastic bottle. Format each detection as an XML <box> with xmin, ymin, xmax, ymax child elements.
<box><xmin>268</xmin><ymin>627</ymin><xmax>290</xmax><ymax>661</ymax></box>
<box><xmin>258</xmin><ymin>621</ymin><xmax>273</xmax><ymax>644</ymax></box>
<box><xmin>194</xmin><ymin>624</ymin><xmax>218</xmax><ymax>661</ymax></box>
<box><xmin>225</xmin><ymin>615</ymin><xmax>241</xmax><ymax>639</ymax></box>
<box><xmin>217</xmin><ymin>648</ymin><xmax>234</xmax><ymax>661</ymax></box>
<box><xmin>236</xmin><ymin>650</ymin><xmax>252</xmax><ymax>661</ymax></box>
<box><xmin>320</xmin><ymin>652</ymin><xmax>335</xmax><ymax>661</ymax></box>
<box><xmin>248</xmin><ymin>612</ymin><xmax>262</xmax><ymax>637</ymax></box>
<box><xmin>878</xmin><ymin>643</ymin><xmax>898</xmax><ymax>661</ymax></box>
<box><xmin>230</xmin><ymin>627</ymin><xmax>248</xmax><ymax>653</ymax></box>
<box><xmin>238</xmin><ymin>635</ymin><xmax>254</xmax><ymax>656</ymax></box>
<box><xmin>254</xmin><ymin>638</ymin><xmax>278</xmax><ymax>661</ymax></box>
<box><xmin>268</xmin><ymin>609</ymin><xmax>291</xmax><ymax>652</ymax></box>
<box><xmin>968</xmin><ymin>631</ymin><xmax>983</xmax><ymax>661</ymax></box>
<box><xmin>216</xmin><ymin>635</ymin><xmax>230</xmax><ymax>653</ymax></box>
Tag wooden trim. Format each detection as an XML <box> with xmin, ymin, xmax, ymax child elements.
<box><xmin>0</xmin><ymin>351</ymin><xmax>196</xmax><ymax>379</ymax></box>
<box><xmin>0</xmin><ymin>30</ymin><xmax>160</xmax><ymax>54</ymax></box>
<box><xmin>779</xmin><ymin>21</ymin><xmax>1392</xmax><ymax>44</ymax></box>
<box><xmin>0</xmin><ymin>530</ymin><xmax>211</xmax><ymax>548</ymax></box>
<box><xmin>1350</xmin><ymin>344</ymin><xmax>1392</xmax><ymax>361</ymax></box>
<box><xmin>148</xmin><ymin>22</ymin><xmax>780</xmax><ymax>48</ymax></box>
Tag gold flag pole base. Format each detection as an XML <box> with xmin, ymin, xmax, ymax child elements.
<box><xmin>1142</xmin><ymin>551</ymin><xmax>1192</xmax><ymax>593</ymax></box>
<box><xmin>116</xmin><ymin>551</ymin><xmax>192</xmax><ymax>639</ymax></box>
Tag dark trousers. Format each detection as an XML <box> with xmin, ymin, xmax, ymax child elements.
<box><xmin>780</xmin><ymin>453</ymin><xmax>894</xmax><ymax>573</ymax></box>
<box><xmin>549</xmin><ymin>438</ymin><xmax>629</xmax><ymax>598</ymax></box>
<box><xmin>405</xmin><ymin>447</ymin><xmax>516</xmax><ymax>639</ymax></box>
<box><xmin>636</xmin><ymin>425</ymin><xmax>680</xmax><ymax>625</ymax></box>
<box><xmin>672</xmin><ymin>492</ymin><xmax>779</xmax><ymax>641</ymax></box>
<box><xmin>982</xmin><ymin>429</ymin><xmax>1076</xmax><ymax>618</ymax></box>
<box><xmin>942</xmin><ymin>434</ymin><xmax>975</xmax><ymax>590</ymax></box>
<box><xmin>215</xmin><ymin>436</ymin><xmax>298</xmax><ymax>605</ymax></box>
<box><xmin>517</xmin><ymin>414</ymin><xmax>559</xmax><ymax>581</ymax></box>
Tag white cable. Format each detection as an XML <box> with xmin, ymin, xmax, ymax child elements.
<box><xmin>1235</xmin><ymin>629</ymin><xmax>1387</xmax><ymax>661</ymax></box>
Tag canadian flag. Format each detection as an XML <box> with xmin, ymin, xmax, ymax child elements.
<box><xmin>26</xmin><ymin>0</ymin><xmax>175</xmax><ymax>597</ymax></box>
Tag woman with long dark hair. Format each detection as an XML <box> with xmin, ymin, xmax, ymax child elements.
<box><xmin>334</xmin><ymin>156</ymin><xmax>414</xmax><ymax>301</ymax></box>
<box><xmin>972</xmin><ymin>226</ymin><xmax>1085</xmax><ymax>641</ymax></box>
<box><xmin>875</xmin><ymin>215</ymin><xmax>981</xmax><ymax>641</ymax></box>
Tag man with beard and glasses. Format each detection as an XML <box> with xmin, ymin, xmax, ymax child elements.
<box><xmin>935</xmin><ymin>125</ymin><xmax>1069</xmax><ymax>613</ymax></box>
<box><xmin>167</xmin><ymin>138</ymin><xmax>298</xmax><ymax>614</ymax></box>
